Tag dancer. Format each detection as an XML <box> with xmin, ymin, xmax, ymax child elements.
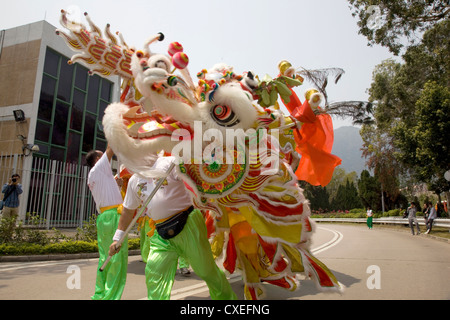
<box><xmin>87</xmin><ymin>145</ymin><xmax>128</xmax><ymax>300</ymax></box>
<box><xmin>109</xmin><ymin>155</ymin><xmax>236</xmax><ymax>300</ymax></box>
<box><xmin>135</xmin><ymin>187</ymin><xmax>190</xmax><ymax>273</ymax></box>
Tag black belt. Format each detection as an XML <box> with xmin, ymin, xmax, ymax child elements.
<box><xmin>156</xmin><ymin>206</ymin><xmax>194</xmax><ymax>240</ymax></box>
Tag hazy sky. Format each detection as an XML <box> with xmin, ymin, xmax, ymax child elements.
<box><xmin>0</xmin><ymin>0</ymin><xmax>396</xmax><ymax>128</ymax></box>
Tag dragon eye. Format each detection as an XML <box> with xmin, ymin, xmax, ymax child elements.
<box><xmin>210</xmin><ymin>105</ymin><xmax>240</xmax><ymax>127</ymax></box>
<box><xmin>136</xmin><ymin>51</ymin><xmax>145</xmax><ymax>59</ymax></box>
<box><xmin>152</xmin><ymin>60</ymin><xmax>169</xmax><ymax>71</ymax></box>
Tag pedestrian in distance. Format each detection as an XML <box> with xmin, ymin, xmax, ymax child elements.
<box><xmin>425</xmin><ymin>202</ymin><xmax>437</xmax><ymax>234</ymax></box>
<box><xmin>407</xmin><ymin>202</ymin><xmax>420</xmax><ymax>235</ymax></box>
<box><xmin>366</xmin><ymin>206</ymin><xmax>373</xmax><ymax>229</ymax></box>
<box><xmin>1</xmin><ymin>174</ymin><xmax>23</xmax><ymax>225</ymax></box>
<box><xmin>422</xmin><ymin>202</ymin><xmax>429</xmax><ymax>225</ymax></box>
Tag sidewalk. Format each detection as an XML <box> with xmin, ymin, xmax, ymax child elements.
<box><xmin>0</xmin><ymin>249</ymin><xmax>142</xmax><ymax>263</ymax></box>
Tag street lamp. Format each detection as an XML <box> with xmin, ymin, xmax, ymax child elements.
<box><xmin>13</xmin><ymin>109</ymin><xmax>26</xmax><ymax>122</ymax></box>
<box><xmin>17</xmin><ymin>135</ymin><xmax>39</xmax><ymax>156</ymax></box>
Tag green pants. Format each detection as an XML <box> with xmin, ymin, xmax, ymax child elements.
<box><xmin>367</xmin><ymin>216</ymin><xmax>373</xmax><ymax>229</ymax></box>
<box><xmin>140</xmin><ymin>221</ymin><xmax>152</xmax><ymax>263</ymax></box>
<box><xmin>178</xmin><ymin>256</ymin><xmax>189</xmax><ymax>269</ymax></box>
<box><xmin>92</xmin><ymin>208</ymin><xmax>128</xmax><ymax>300</ymax></box>
<box><xmin>145</xmin><ymin>209</ymin><xmax>237</xmax><ymax>300</ymax></box>
<box><xmin>140</xmin><ymin>222</ymin><xmax>189</xmax><ymax>268</ymax></box>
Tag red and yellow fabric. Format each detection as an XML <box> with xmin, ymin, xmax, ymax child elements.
<box><xmin>281</xmin><ymin>88</ymin><xmax>342</xmax><ymax>186</ymax></box>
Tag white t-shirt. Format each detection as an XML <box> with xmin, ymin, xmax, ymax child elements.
<box><xmin>123</xmin><ymin>156</ymin><xmax>193</xmax><ymax>221</ymax></box>
<box><xmin>87</xmin><ymin>152</ymin><xmax>123</xmax><ymax>213</ymax></box>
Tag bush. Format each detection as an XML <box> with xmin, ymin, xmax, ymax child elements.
<box><xmin>75</xmin><ymin>214</ymin><xmax>98</xmax><ymax>242</ymax></box>
<box><xmin>349</xmin><ymin>208</ymin><xmax>365</xmax><ymax>214</ymax></box>
<box><xmin>0</xmin><ymin>215</ymin><xmax>141</xmax><ymax>256</ymax></box>
<box><xmin>0</xmin><ymin>217</ymin><xmax>16</xmax><ymax>243</ymax></box>
<box><xmin>387</xmin><ymin>209</ymin><xmax>401</xmax><ymax>217</ymax></box>
<box><xmin>0</xmin><ymin>240</ymin><xmax>97</xmax><ymax>256</ymax></box>
<box><xmin>0</xmin><ymin>238</ymin><xmax>141</xmax><ymax>256</ymax></box>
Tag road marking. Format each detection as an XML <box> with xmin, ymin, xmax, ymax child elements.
<box><xmin>0</xmin><ymin>259</ymin><xmax>96</xmax><ymax>272</ymax></box>
<box><xmin>313</xmin><ymin>227</ymin><xmax>344</xmax><ymax>254</ymax></box>
<box><xmin>156</xmin><ymin>226</ymin><xmax>343</xmax><ymax>300</ymax></box>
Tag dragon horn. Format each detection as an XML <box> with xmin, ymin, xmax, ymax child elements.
<box><xmin>105</xmin><ymin>23</ymin><xmax>118</xmax><ymax>45</ymax></box>
<box><xmin>144</xmin><ymin>32</ymin><xmax>165</xmax><ymax>54</ymax></box>
<box><xmin>84</xmin><ymin>12</ymin><xmax>102</xmax><ymax>37</ymax></box>
<box><xmin>59</xmin><ymin>9</ymin><xmax>86</xmax><ymax>32</ymax></box>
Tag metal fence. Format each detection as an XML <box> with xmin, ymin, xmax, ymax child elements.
<box><xmin>1</xmin><ymin>152</ymin><xmax>97</xmax><ymax>229</ymax></box>
<box><xmin>313</xmin><ymin>217</ymin><xmax>450</xmax><ymax>229</ymax></box>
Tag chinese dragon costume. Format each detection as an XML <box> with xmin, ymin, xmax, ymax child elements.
<box><xmin>57</xmin><ymin>10</ymin><xmax>344</xmax><ymax>299</ymax></box>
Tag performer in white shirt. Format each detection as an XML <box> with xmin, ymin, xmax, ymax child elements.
<box><xmin>87</xmin><ymin>145</ymin><xmax>128</xmax><ymax>300</ymax></box>
<box><xmin>109</xmin><ymin>156</ymin><xmax>237</xmax><ymax>300</ymax></box>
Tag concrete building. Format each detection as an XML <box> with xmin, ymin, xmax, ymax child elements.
<box><xmin>0</xmin><ymin>20</ymin><xmax>120</xmax><ymax>225</ymax></box>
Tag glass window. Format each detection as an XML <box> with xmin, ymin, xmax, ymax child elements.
<box><xmin>43</xmin><ymin>49</ymin><xmax>59</xmax><ymax>77</ymax></box>
<box><xmin>50</xmin><ymin>146</ymin><xmax>65</xmax><ymax>162</ymax></box>
<box><xmin>57</xmin><ymin>58</ymin><xmax>74</xmax><ymax>102</ymax></box>
<box><xmin>101</xmin><ymin>79</ymin><xmax>112</xmax><ymax>101</ymax></box>
<box><xmin>35</xmin><ymin>121</ymin><xmax>51</xmax><ymax>143</ymax></box>
<box><xmin>87</xmin><ymin>76</ymin><xmax>100</xmax><ymax>113</ymax></box>
<box><xmin>71</xmin><ymin>89</ymin><xmax>85</xmax><ymax>132</ymax></box>
<box><xmin>96</xmin><ymin>121</ymin><xmax>105</xmax><ymax>140</ymax></box>
<box><xmin>67</xmin><ymin>132</ymin><xmax>81</xmax><ymax>163</ymax></box>
<box><xmin>98</xmin><ymin>100</ymin><xmax>108</xmax><ymax>119</ymax></box>
<box><xmin>82</xmin><ymin>113</ymin><xmax>96</xmax><ymax>152</ymax></box>
<box><xmin>36</xmin><ymin>48</ymin><xmax>116</xmax><ymax>164</ymax></box>
<box><xmin>39</xmin><ymin>75</ymin><xmax>56</xmax><ymax>122</ymax></box>
<box><xmin>35</xmin><ymin>143</ymin><xmax>49</xmax><ymax>156</ymax></box>
<box><xmin>52</xmin><ymin>101</ymin><xmax>69</xmax><ymax>146</ymax></box>
<box><xmin>75</xmin><ymin>65</ymin><xmax>88</xmax><ymax>90</ymax></box>
<box><xmin>96</xmin><ymin>139</ymin><xmax>106</xmax><ymax>152</ymax></box>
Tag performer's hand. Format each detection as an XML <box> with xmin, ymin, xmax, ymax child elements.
<box><xmin>109</xmin><ymin>241</ymin><xmax>121</xmax><ymax>256</ymax></box>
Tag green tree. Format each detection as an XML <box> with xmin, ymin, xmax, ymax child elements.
<box><xmin>327</xmin><ymin>167</ymin><xmax>358</xmax><ymax>202</ymax></box>
<box><xmin>300</xmin><ymin>182</ymin><xmax>330</xmax><ymax>213</ymax></box>
<box><xmin>362</xmin><ymin>19</ymin><xmax>449</xmax><ymax>205</ymax></box>
<box><xmin>348</xmin><ymin>0</ymin><xmax>449</xmax><ymax>55</ymax></box>
<box><xmin>394</xmin><ymin>81</ymin><xmax>450</xmax><ymax>192</ymax></box>
<box><xmin>331</xmin><ymin>180</ymin><xmax>362</xmax><ymax>211</ymax></box>
<box><xmin>358</xmin><ymin>170</ymin><xmax>381</xmax><ymax>211</ymax></box>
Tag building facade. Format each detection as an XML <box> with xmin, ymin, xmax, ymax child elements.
<box><xmin>0</xmin><ymin>20</ymin><xmax>120</xmax><ymax>225</ymax></box>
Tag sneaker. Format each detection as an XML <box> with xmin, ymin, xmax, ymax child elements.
<box><xmin>180</xmin><ymin>268</ymin><xmax>191</xmax><ymax>276</ymax></box>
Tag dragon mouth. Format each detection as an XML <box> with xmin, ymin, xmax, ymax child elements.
<box><xmin>122</xmin><ymin>105</ymin><xmax>193</xmax><ymax>141</ymax></box>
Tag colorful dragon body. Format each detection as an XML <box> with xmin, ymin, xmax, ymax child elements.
<box><xmin>58</xmin><ymin>11</ymin><xmax>343</xmax><ymax>299</ymax></box>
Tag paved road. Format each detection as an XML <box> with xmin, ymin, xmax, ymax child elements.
<box><xmin>0</xmin><ymin>223</ymin><xmax>449</xmax><ymax>300</ymax></box>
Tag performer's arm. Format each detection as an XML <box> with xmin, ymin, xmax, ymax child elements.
<box><xmin>109</xmin><ymin>206</ymin><xmax>135</xmax><ymax>256</ymax></box>
<box><xmin>105</xmin><ymin>145</ymin><xmax>115</xmax><ymax>162</ymax></box>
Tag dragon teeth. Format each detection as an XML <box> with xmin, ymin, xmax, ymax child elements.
<box><xmin>126</xmin><ymin>121</ymin><xmax>171</xmax><ymax>139</ymax></box>
<box><xmin>123</xmin><ymin>105</ymin><xmax>150</xmax><ymax>119</ymax></box>
<box><xmin>127</xmin><ymin>122</ymin><xmax>144</xmax><ymax>137</ymax></box>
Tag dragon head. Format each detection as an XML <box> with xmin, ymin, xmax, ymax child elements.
<box><xmin>59</xmin><ymin>11</ymin><xmax>344</xmax><ymax>298</ymax></box>
<box><xmin>104</xmin><ymin>37</ymin><xmax>270</xmax><ymax>176</ymax></box>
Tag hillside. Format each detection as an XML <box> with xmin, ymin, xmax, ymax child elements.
<box><xmin>332</xmin><ymin>126</ymin><xmax>368</xmax><ymax>175</ymax></box>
